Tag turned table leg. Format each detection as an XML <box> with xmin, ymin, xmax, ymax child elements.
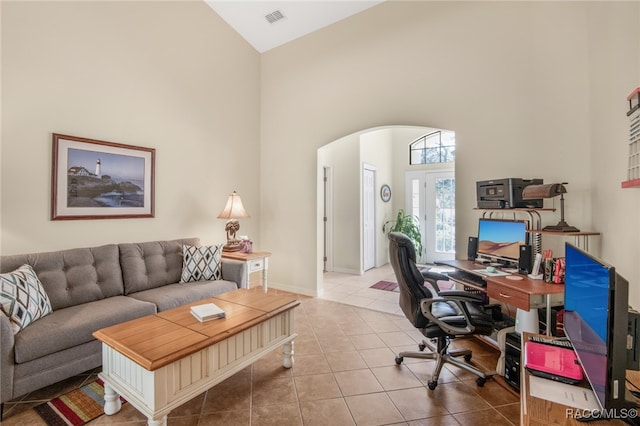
<box><xmin>103</xmin><ymin>382</ymin><xmax>122</xmax><ymax>415</ymax></box>
<box><xmin>282</xmin><ymin>341</ymin><xmax>294</xmax><ymax>368</ymax></box>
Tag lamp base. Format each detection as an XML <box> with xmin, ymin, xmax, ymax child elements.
<box><xmin>223</xmin><ymin>241</ymin><xmax>243</xmax><ymax>252</ymax></box>
<box><xmin>542</xmin><ymin>222</ymin><xmax>580</xmax><ymax>233</ymax></box>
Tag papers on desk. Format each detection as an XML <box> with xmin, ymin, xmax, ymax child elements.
<box><xmin>191</xmin><ymin>303</ymin><xmax>225</xmax><ymax>322</ymax></box>
<box><xmin>529</xmin><ymin>375</ymin><xmax>601</xmax><ymax>411</ymax></box>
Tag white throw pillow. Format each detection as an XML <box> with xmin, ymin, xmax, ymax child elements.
<box><xmin>180</xmin><ymin>244</ymin><xmax>223</xmax><ymax>283</ymax></box>
<box><xmin>0</xmin><ymin>264</ymin><xmax>53</xmax><ymax>334</ymax></box>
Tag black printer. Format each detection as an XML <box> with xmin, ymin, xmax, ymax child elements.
<box><xmin>476</xmin><ymin>178</ymin><xmax>543</xmax><ymax>209</ymax></box>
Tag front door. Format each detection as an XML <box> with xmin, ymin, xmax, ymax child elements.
<box><xmin>405</xmin><ymin>170</ymin><xmax>455</xmax><ymax>264</ymax></box>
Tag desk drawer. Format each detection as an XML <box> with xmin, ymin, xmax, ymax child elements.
<box><xmin>248</xmin><ymin>258</ymin><xmax>265</xmax><ymax>272</ymax></box>
<box><xmin>487</xmin><ymin>285</ymin><xmax>529</xmax><ymax>310</ymax></box>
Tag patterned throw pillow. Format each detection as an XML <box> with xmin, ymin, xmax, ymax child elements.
<box><xmin>0</xmin><ymin>264</ymin><xmax>53</xmax><ymax>334</ymax></box>
<box><xmin>180</xmin><ymin>244</ymin><xmax>223</xmax><ymax>283</ymax></box>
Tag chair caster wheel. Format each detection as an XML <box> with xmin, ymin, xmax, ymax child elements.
<box><xmin>464</xmin><ymin>353</ymin><xmax>472</xmax><ymax>362</ymax></box>
<box><xmin>418</xmin><ymin>343</ymin><xmax>426</xmax><ymax>351</ymax></box>
<box><xmin>427</xmin><ymin>381</ymin><xmax>438</xmax><ymax>390</ymax></box>
<box><xmin>395</xmin><ymin>356</ymin><xmax>403</xmax><ymax>365</ymax></box>
<box><xmin>476</xmin><ymin>377</ymin><xmax>486</xmax><ymax>387</ymax></box>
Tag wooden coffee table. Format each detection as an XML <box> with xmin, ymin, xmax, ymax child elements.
<box><xmin>93</xmin><ymin>289</ymin><xmax>300</xmax><ymax>425</ymax></box>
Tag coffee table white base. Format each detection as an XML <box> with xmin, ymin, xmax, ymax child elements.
<box><xmin>99</xmin><ymin>310</ymin><xmax>296</xmax><ymax>425</ymax></box>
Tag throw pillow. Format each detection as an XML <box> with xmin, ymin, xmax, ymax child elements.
<box><xmin>0</xmin><ymin>264</ymin><xmax>53</xmax><ymax>334</ymax></box>
<box><xmin>180</xmin><ymin>244</ymin><xmax>223</xmax><ymax>283</ymax></box>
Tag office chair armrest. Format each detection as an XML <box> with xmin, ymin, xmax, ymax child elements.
<box><xmin>421</xmin><ymin>270</ymin><xmax>451</xmax><ymax>293</ymax></box>
<box><xmin>420</xmin><ymin>296</ymin><xmax>476</xmax><ymax>335</ymax></box>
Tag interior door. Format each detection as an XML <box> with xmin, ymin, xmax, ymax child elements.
<box><xmin>363</xmin><ymin>165</ymin><xmax>376</xmax><ymax>271</ymax></box>
<box><xmin>405</xmin><ymin>170</ymin><xmax>455</xmax><ymax>264</ymax></box>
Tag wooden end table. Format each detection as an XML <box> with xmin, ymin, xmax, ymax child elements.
<box><xmin>221</xmin><ymin>251</ymin><xmax>271</xmax><ymax>293</ymax></box>
<box><xmin>93</xmin><ymin>289</ymin><xmax>299</xmax><ymax>426</ymax></box>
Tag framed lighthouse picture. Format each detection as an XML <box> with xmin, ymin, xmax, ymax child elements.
<box><xmin>51</xmin><ymin>133</ymin><xmax>155</xmax><ymax>220</ymax></box>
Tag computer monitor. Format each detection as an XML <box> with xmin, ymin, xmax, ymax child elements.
<box><xmin>563</xmin><ymin>243</ymin><xmax>639</xmax><ymax>421</ymax></box>
<box><xmin>476</xmin><ymin>218</ymin><xmax>528</xmax><ymax>266</ymax></box>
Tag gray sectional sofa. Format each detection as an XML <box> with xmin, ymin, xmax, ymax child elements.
<box><xmin>0</xmin><ymin>237</ymin><xmax>246</xmax><ymax>410</ymax></box>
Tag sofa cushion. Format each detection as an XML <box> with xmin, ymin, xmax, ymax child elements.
<box><xmin>119</xmin><ymin>238</ymin><xmax>200</xmax><ymax>295</ymax></box>
<box><xmin>13</xmin><ymin>296</ymin><xmax>156</xmax><ymax>364</ymax></box>
<box><xmin>0</xmin><ymin>244</ymin><xmax>124</xmax><ymax>311</ymax></box>
<box><xmin>180</xmin><ymin>244</ymin><xmax>223</xmax><ymax>283</ymax></box>
<box><xmin>128</xmin><ymin>280</ymin><xmax>238</xmax><ymax>311</ymax></box>
<box><xmin>0</xmin><ymin>265</ymin><xmax>52</xmax><ymax>334</ymax></box>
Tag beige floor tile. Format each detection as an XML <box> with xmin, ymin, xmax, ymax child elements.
<box><xmin>452</xmin><ymin>407</ymin><xmax>515</xmax><ymax>425</ymax></box>
<box><xmin>344</xmin><ymin>392</ymin><xmax>404</xmax><ymax>426</ymax></box>
<box><xmin>387</xmin><ymin>387</ymin><xmax>450</xmax><ymax>421</ymax></box>
<box><xmin>251</xmin><ymin>403</ymin><xmax>302</xmax><ymax>426</ymax></box>
<box><xmin>252</xmin><ymin>377</ymin><xmax>297</xmax><ymax>407</ymax></box>
<box><xmin>299</xmin><ymin>398</ymin><xmax>355</xmax><ymax>426</ymax></box>
<box><xmin>293</xmin><ymin>373</ymin><xmax>342</xmax><ymax>402</ymax></box>
<box><xmin>370</xmin><ymin>365</ymin><xmax>423</xmax><ymax>391</ymax></box>
<box><xmin>358</xmin><ymin>347</ymin><xmax>399</xmax><ymax>368</ymax></box>
<box><xmin>291</xmin><ymin>353</ymin><xmax>332</xmax><ymax>376</ymax></box>
<box><xmin>333</xmin><ymin>369</ymin><xmax>384</xmax><ymax>396</ymax></box>
<box><xmin>325</xmin><ymin>350</ymin><xmax>369</xmax><ymax>372</ymax></box>
<box><xmin>431</xmin><ymin>381</ymin><xmax>492</xmax><ymax>414</ymax></box>
<box><xmin>347</xmin><ymin>333</ymin><xmax>386</xmax><ymax>350</ymax></box>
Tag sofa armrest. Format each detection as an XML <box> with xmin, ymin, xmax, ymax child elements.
<box><xmin>0</xmin><ymin>312</ymin><xmax>15</xmax><ymax>404</ymax></box>
<box><xmin>221</xmin><ymin>260</ymin><xmax>247</xmax><ymax>289</ymax></box>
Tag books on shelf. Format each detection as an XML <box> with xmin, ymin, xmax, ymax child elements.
<box><xmin>191</xmin><ymin>302</ymin><xmax>225</xmax><ymax>322</ymax></box>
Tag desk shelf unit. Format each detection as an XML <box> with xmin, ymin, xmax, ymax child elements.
<box><xmin>474</xmin><ymin>208</ymin><xmax>600</xmax><ymax>253</ymax></box>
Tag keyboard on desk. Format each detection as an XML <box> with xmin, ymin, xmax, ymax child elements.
<box><xmin>446</xmin><ymin>270</ymin><xmax>486</xmax><ymax>287</ymax></box>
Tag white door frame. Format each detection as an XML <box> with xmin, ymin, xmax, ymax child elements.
<box><xmin>323</xmin><ymin>166</ymin><xmax>333</xmax><ymax>272</ymax></box>
<box><xmin>362</xmin><ymin>164</ymin><xmax>376</xmax><ymax>271</ymax></box>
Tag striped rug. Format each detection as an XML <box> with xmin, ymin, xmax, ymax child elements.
<box><xmin>34</xmin><ymin>379</ymin><xmax>125</xmax><ymax>426</ymax></box>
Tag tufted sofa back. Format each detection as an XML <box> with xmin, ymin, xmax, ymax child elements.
<box><xmin>119</xmin><ymin>237</ymin><xmax>200</xmax><ymax>295</ymax></box>
<box><xmin>0</xmin><ymin>244</ymin><xmax>123</xmax><ymax>310</ymax></box>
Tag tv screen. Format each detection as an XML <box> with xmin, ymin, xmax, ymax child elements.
<box><xmin>564</xmin><ymin>243</ymin><xmax>632</xmax><ymax>414</ymax></box>
<box><xmin>476</xmin><ymin>218</ymin><xmax>527</xmax><ymax>263</ymax></box>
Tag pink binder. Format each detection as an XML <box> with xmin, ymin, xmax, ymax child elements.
<box><xmin>524</xmin><ymin>341</ymin><xmax>583</xmax><ymax>384</ymax></box>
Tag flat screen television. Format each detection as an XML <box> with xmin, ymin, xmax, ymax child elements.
<box><xmin>564</xmin><ymin>243</ymin><xmax>638</xmax><ymax>422</ymax></box>
<box><xmin>476</xmin><ymin>218</ymin><xmax>527</xmax><ymax>266</ymax></box>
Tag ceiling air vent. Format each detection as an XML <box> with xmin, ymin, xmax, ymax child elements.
<box><xmin>265</xmin><ymin>10</ymin><xmax>285</xmax><ymax>24</ymax></box>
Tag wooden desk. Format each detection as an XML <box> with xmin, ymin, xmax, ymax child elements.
<box><xmin>437</xmin><ymin>259</ymin><xmax>564</xmax><ymax>335</ymax></box>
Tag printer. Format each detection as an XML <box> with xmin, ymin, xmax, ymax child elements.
<box><xmin>476</xmin><ymin>178</ymin><xmax>543</xmax><ymax>209</ymax></box>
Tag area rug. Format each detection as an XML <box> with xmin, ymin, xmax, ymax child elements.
<box><xmin>34</xmin><ymin>379</ymin><xmax>126</xmax><ymax>426</ymax></box>
<box><xmin>370</xmin><ymin>280</ymin><xmax>399</xmax><ymax>291</ymax></box>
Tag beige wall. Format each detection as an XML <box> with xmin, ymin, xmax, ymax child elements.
<box><xmin>1</xmin><ymin>1</ymin><xmax>260</xmax><ymax>254</ymax></box>
<box><xmin>260</xmin><ymin>1</ymin><xmax>640</xmax><ymax>306</ymax></box>
<box><xmin>2</xmin><ymin>1</ymin><xmax>638</xmax><ymax>306</ymax></box>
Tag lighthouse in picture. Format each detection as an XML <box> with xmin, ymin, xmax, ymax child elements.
<box><xmin>95</xmin><ymin>159</ymin><xmax>101</xmax><ymax>178</ymax></box>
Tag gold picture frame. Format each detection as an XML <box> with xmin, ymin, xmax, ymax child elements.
<box><xmin>51</xmin><ymin>133</ymin><xmax>155</xmax><ymax>220</ymax></box>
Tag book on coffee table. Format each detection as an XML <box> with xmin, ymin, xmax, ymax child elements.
<box><xmin>191</xmin><ymin>303</ymin><xmax>225</xmax><ymax>322</ymax></box>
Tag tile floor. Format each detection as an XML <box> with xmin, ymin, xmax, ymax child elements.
<box><xmin>2</xmin><ymin>267</ymin><xmax>519</xmax><ymax>426</ymax></box>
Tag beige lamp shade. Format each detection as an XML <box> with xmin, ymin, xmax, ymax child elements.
<box><xmin>217</xmin><ymin>191</ymin><xmax>250</xmax><ymax>219</ymax></box>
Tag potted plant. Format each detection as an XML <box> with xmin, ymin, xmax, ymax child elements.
<box><xmin>389</xmin><ymin>209</ymin><xmax>423</xmax><ymax>255</ymax></box>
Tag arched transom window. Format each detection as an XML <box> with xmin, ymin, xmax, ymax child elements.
<box><xmin>409</xmin><ymin>131</ymin><xmax>455</xmax><ymax>165</ymax></box>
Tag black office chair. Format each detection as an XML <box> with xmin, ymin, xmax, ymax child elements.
<box><xmin>388</xmin><ymin>231</ymin><xmax>496</xmax><ymax>390</ymax></box>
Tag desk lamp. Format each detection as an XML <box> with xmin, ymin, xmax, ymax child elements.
<box><xmin>522</xmin><ymin>183</ymin><xmax>580</xmax><ymax>232</ymax></box>
<box><xmin>217</xmin><ymin>191</ymin><xmax>250</xmax><ymax>252</ymax></box>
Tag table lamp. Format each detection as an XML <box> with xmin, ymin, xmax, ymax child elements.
<box><xmin>522</xmin><ymin>183</ymin><xmax>580</xmax><ymax>232</ymax></box>
<box><xmin>217</xmin><ymin>191</ymin><xmax>250</xmax><ymax>252</ymax></box>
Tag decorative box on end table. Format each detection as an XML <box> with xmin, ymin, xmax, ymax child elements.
<box><xmin>221</xmin><ymin>251</ymin><xmax>271</xmax><ymax>293</ymax></box>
